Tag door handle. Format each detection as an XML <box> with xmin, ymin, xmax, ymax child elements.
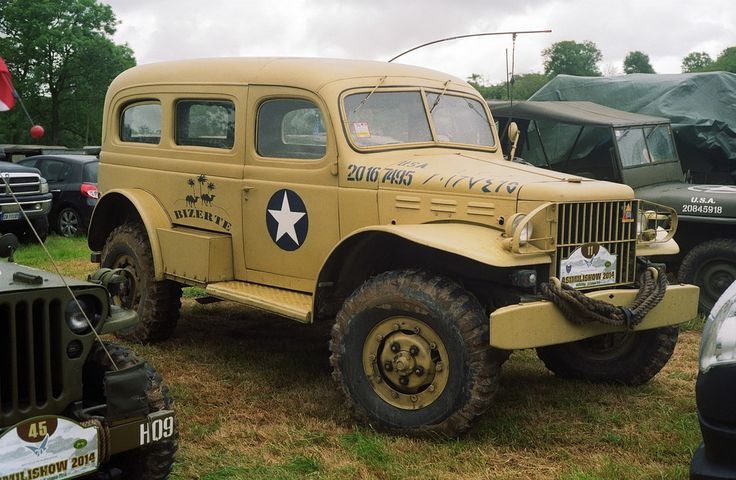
<box><xmin>242</xmin><ymin>186</ymin><xmax>255</xmax><ymax>200</ymax></box>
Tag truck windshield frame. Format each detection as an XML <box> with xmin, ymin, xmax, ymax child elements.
<box><xmin>341</xmin><ymin>88</ymin><xmax>496</xmax><ymax>152</ymax></box>
<box><xmin>614</xmin><ymin>124</ymin><xmax>679</xmax><ymax>169</ymax></box>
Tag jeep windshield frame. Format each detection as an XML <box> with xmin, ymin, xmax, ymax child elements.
<box><xmin>340</xmin><ymin>87</ymin><xmax>497</xmax><ymax>152</ymax></box>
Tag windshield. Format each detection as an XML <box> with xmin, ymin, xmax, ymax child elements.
<box><xmin>615</xmin><ymin>125</ymin><xmax>677</xmax><ymax>168</ymax></box>
<box><xmin>343</xmin><ymin>90</ymin><xmax>494</xmax><ymax>149</ymax></box>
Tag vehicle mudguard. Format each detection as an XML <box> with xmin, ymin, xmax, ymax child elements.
<box><xmin>88</xmin><ymin>189</ymin><xmax>171</xmax><ymax>280</ymax></box>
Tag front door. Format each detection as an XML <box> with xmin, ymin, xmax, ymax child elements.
<box><xmin>242</xmin><ymin>86</ymin><xmax>339</xmax><ymax>292</ymax></box>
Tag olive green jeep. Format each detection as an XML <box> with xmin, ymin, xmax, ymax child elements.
<box><xmin>89</xmin><ymin>58</ymin><xmax>699</xmax><ymax>436</ymax></box>
<box><xmin>0</xmin><ymin>233</ymin><xmax>177</xmax><ymax>479</ymax></box>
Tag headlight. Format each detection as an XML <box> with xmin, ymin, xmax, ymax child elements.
<box><xmin>508</xmin><ymin>213</ymin><xmax>533</xmax><ymax>244</ymax></box>
<box><xmin>700</xmin><ymin>280</ymin><xmax>736</xmax><ymax>373</ymax></box>
<box><xmin>65</xmin><ymin>296</ymin><xmax>101</xmax><ymax>334</ymax></box>
<box><xmin>40</xmin><ymin>178</ymin><xmax>49</xmax><ymax>194</ymax></box>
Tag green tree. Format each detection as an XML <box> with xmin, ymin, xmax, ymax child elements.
<box><xmin>542</xmin><ymin>40</ymin><xmax>603</xmax><ymax>77</ymax></box>
<box><xmin>0</xmin><ymin>0</ymin><xmax>135</xmax><ymax>145</ymax></box>
<box><xmin>468</xmin><ymin>73</ymin><xmax>550</xmax><ymax>101</ymax></box>
<box><xmin>681</xmin><ymin>51</ymin><xmax>713</xmax><ymax>72</ymax></box>
<box><xmin>709</xmin><ymin>47</ymin><xmax>736</xmax><ymax>73</ymax></box>
<box><xmin>623</xmin><ymin>51</ymin><xmax>655</xmax><ymax>74</ymax></box>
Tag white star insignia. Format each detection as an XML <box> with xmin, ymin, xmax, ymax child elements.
<box><xmin>268</xmin><ymin>192</ymin><xmax>306</xmax><ymax>245</ymax></box>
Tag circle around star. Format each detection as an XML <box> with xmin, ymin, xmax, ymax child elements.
<box><xmin>266</xmin><ymin>189</ymin><xmax>309</xmax><ymax>251</ymax></box>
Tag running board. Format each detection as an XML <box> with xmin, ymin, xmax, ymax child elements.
<box><xmin>205</xmin><ymin>281</ymin><xmax>312</xmax><ymax>323</ymax></box>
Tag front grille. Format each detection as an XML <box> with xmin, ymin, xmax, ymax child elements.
<box><xmin>556</xmin><ymin>201</ymin><xmax>638</xmax><ymax>289</ymax></box>
<box><xmin>0</xmin><ymin>298</ymin><xmax>64</xmax><ymax>418</ymax></box>
<box><xmin>0</xmin><ymin>173</ymin><xmax>42</xmax><ymax>196</ymax></box>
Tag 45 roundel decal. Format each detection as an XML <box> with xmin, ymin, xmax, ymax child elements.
<box><xmin>266</xmin><ymin>189</ymin><xmax>309</xmax><ymax>251</ymax></box>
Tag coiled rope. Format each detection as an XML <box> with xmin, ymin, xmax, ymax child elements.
<box><xmin>539</xmin><ymin>266</ymin><xmax>667</xmax><ymax>329</ymax></box>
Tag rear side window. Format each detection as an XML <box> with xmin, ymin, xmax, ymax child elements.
<box><xmin>83</xmin><ymin>162</ymin><xmax>99</xmax><ymax>183</ymax></box>
<box><xmin>120</xmin><ymin>102</ymin><xmax>161</xmax><ymax>144</ymax></box>
<box><xmin>257</xmin><ymin>99</ymin><xmax>326</xmax><ymax>159</ymax></box>
<box><xmin>175</xmin><ymin>100</ymin><xmax>235</xmax><ymax>149</ymax></box>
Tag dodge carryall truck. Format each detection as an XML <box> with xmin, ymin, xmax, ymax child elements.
<box><xmin>89</xmin><ymin>58</ymin><xmax>699</xmax><ymax>436</ymax></box>
<box><xmin>490</xmin><ymin>100</ymin><xmax>735</xmax><ymax>313</ymax></box>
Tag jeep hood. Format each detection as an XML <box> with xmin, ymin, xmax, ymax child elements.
<box><xmin>377</xmin><ymin>152</ymin><xmax>634</xmax><ymax>202</ymax></box>
<box><xmin>636</xmin><ymin>182</ymin><xmax>736</xmax><ymax>220</ymax></box>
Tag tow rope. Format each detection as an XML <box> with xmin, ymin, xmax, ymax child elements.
<box><xmin>539</xmin><ymin>266</ymin><xmax>667</xmax><ymax>329</ymax></box>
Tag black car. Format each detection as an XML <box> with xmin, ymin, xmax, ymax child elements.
<box><xmin>19</xmin><ymin>154</ymin><xmax>99</xmax><ymax>236</ymax></box>
<box><xmin>691</xmin><ymin>280</ymin><xmax>736</xmax><ymax>479</ymax></box>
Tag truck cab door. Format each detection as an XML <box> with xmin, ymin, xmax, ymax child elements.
<box><xmin>242</xmin><ymin>86</ymin><xmax>339</xmax><ymax>292</ymax></box>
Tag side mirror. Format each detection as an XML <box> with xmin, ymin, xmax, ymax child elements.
<box><xmin>0</xmin><ymin>233</ymin><xmax>19</xmax><ymax>261</ymax></box>
<box><xmin>508</xmin><ymin>121</ymin><xmax>521</xmax><ymax>161</ymax></box>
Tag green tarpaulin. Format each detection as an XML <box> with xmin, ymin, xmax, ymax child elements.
<box><xmin>530</xmin><ymin>72</ymin><xmax>736</xmax><ymax>181</ymax></box>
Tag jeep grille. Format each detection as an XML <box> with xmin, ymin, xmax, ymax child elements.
<box><xmin>0</xmin><ymin>172</ymin><xmax>42</xmax><ymax>196</ymax></box>
<box><xmin>555</xmin><ymin>201</ymin><xmax>638</xmax><ymax>289</ymax></box>
<box><xmin>0</xmin><ymin>297</ymin><xmax>65</xmax><ymax>426</ymax></box>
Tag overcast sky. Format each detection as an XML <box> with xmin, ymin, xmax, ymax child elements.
<box><xmin>104</xmin><ymin>0</ymin><xmax>735</xmax><ymax>84</ymax></box>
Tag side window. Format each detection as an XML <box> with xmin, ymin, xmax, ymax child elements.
<box><xmin>175</xmin><ymin>100</ymin><xmax>235</xmax><ymax>149</ymax></box>
<box><xmin>257</xmin><ymin>99</ymin><xmax>326</xmax><ymax>159</ymax></box>
<box><xmin>37</xmin><ymin>160</ymin><xmax>69</xmax><ymax>182</ymax></box>
<box><xmin>120</xmin><ymin>102</ymin><xmax>161</xmax><ymax>144</ymax></box>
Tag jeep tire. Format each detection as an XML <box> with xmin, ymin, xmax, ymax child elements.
<box><xmin>101</xmin><ymin>222</ymin><xmax>182</xmax><ymax>343</ymax></box>
<box><xmin>535</xmin><ymin>326</ymin><xmax>679</xmax><ymax>386</ymax></box>
<box><xmin>678</xmin><ymin>238</ymin><xmax>736</xmax><ymax>314</ymax></box>
<box><xmin>15</xmin><ymin>216</ymin><xmax>49</xmax><ymax>243</ymax></box>
<box><xmin>83</xmin><ymin>342</ymin><xmax>178</xmax><ymax>479</ymax></box>
<box><xmin>330</xmin><ymin>270</ymin><xmax>500</xmax><ymax>436</ymax></box>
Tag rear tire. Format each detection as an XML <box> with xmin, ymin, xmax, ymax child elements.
<box><xmin>678</xmin><ymin>239</ymin><xmax>736</xmax><ymax>314</ymax></box>
<box><xmin>536</xmin><ymin>326</ymin><xmax>678</xmax><ymax>386</ymax></box>
<box><xmin>101</xmin><ymin>222</ymin><xmax>182</xmax><ymax>343</ymax></box>
<box><xmin>15</xmin><ymin>216</ymin><xmax>49</xmax><ymax>243</ymax></box>
<box><xmin>330</xmin><ymin>270</ymin><xmax>500</xmax><ymax>436</ymax></box>
<box><xmin>56</xmin><ymin>206</ymin><xmax>82</xmax><ymax>237</ymax></box>
<box><xmin>83</xmin><ymin>342</ymin><xmax>178</xmax><ymax>479</ymax></box>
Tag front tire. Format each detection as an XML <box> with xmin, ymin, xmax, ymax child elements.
<box><xmin>101</xmin><ymin>222</ymin><xmax>182</xmax><ymax>343</ymax></box>
<box><xmin>536</xmin><ymin>326</ymin><xmax>679</xmax><ymax>386</ymax></box>
<box><xmin>678</xmin><ymin>239</ymin><xmax>736</xmax><ymax>314</ymax></box>
<box><xmin>330</xmin><ymin>270</ymin><xmax>499</xmax><ymax>436</ymax></box>
<box><xmin>83</xmin><ymin>342</ymin><xmax>178</xmax><ymax>479</ymax></box>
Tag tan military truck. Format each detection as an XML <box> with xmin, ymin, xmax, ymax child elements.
<box><xmin>89</xmin><ymin>58</ymin><xmax>699</xmax><ymax>436</ymax></box>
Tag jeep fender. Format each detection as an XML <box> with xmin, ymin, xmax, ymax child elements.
<box><xmin>88</xmin><ymin>189</ymin><xmax>171</xmax><ymax>280</ymax></box>
<box><xmin>313</xmin><ymin>223</ymin><xmax>551</xmax><ymax>318</ymax></box>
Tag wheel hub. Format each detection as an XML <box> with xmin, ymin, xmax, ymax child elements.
<box><xmin>362</xmin><ymin>316</ymin><xmax>449</xmax><ymax>410</ymax></box>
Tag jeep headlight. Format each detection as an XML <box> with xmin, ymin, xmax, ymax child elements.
<box><xmin>700</xmin><ymin>280</ymin><xmax>736</xmax><ymax>373</ymax></box>
<box><xmin>65</xmin><ymin>296</ymin><xmax>101</xmax><ymax>334</ymax></box>
<box><xmin>506</xmin><ymin>213</ymin><xmax>533</xmax><ymax>244</ymax></box>
<box><xmin>40</xmin><ymin>178</ymin><xmax>49</xmax><ymax>194</ymax></box>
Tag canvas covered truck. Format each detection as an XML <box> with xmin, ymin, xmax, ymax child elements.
<box><xmin>0</xmin><ymin>232</ymin><xmax>177</xmax><ymax>479</ymax></box>
<box><xmin>88</xmin><ymin>58</ymin><xmax>699</xmax><ymax>436</ymax></box>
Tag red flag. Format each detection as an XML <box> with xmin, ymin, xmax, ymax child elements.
<box><xmin>0</xmin><ymin>57</ymin><xmax>17</xmax><ymax>112</ymax></box>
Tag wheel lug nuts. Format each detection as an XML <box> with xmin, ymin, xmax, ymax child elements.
<box><xmin>384</xmin><ymin>362</ymin><xmax>393</xmax><ymax>371</ymax></box>
<box><xmin>435</xmin><ymin>362</ymin><xmax>443</xmax><ymax>372</ymax></box>
<box><xmin>390</xmin><ymin>342</ymin><xmax>401</xmax><ymax>353</ymax></box>
<box><xmin>429</xmin><ymin>342</ymin><xmax>437</xmax><ymax>350</ymax></box>
<box><xmin>428</xmin><ymin>385</ymin><xmax>435</xmax><ymax>392</ymax></box>
<box><xmin>415</xmin><ymin>366</ymin><xmax>424</xmax><ymax>376</ymax></box>
<box><xmin>399</xmin><ymin>376</ymin><xmax>409</xmax><ymax>386</ymax></box>
<box><xmin>409</xmin><ymin>345</ymin><xmax>419</xmax><ymax>356</ymax></box>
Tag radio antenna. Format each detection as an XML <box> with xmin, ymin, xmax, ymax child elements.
<box><xmin>387</xmin><ymin>29</ymin><xmax>551</xmax><ymax>63</ymax></box>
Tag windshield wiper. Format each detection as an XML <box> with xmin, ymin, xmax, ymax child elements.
<box><xmin>429</xmin><ymin>80</ymin><xmax>451</xmax><ymax>113</ymax></box>
<box><xmin>352</xmin><ymin>76</ymin><xmax>387</xmax><ymax>114</ymax></box>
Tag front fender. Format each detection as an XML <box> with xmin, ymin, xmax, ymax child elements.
<box><xmin>88</xmin><ymin>189</ymin><xmax>171</xmax><ymax>280</ymax></box>
<box><xmin>313</xmin><ymin>223</ymin><xmax>552</xmax><ymax>317</ymax></box>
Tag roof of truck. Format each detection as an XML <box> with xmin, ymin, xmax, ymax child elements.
<box><xmin>109</xmin><ymin>57</ymin><xmax>471</xmax><ymax>93</ymax></box>
<box><xmin>487</xmin><ymin>100</ymin><xmax>668</xmax><ymax>127</ymax></box>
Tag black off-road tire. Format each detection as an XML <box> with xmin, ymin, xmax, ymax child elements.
<box><xmin>678</xmin><ymin>239</ymin><xmax>736</xmax><ymax>314</ymax></box>
<box><xmin>535</xmin><ymin>326</ymin><xmax>679</xmax><ymax>386</ymax></box>
<box><xmin>101</xmin><ymin>222</ymin><xmax>182</xmax><ymax>343</ymax></box>
<box><xmin>16</xmin><ymin>215</ymin><xmax>49</xmax><ymax>243</ymax></box>
<box><xmin>330</xmin><ymin>270</ymin><xmax>500</xmax><ymax>436</ymax></box>
<box><xmin>83</xmin><ymin>342</ymin><xmax>178</xmax><ymax>480</ymax></box>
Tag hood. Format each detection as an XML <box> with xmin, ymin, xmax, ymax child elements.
<box><xmin>0</xmin><ymin>161</ymin><xmax>41</xmax><ymax>175</ymax></box>
<box><xmin>635</xmin><ymin>183</ymin><xmax>736</xmax><ymax>220</ymax></box>
<box><xmin>376</xmin><ymin>152</ymin><xmax>634</xmax><ymax>202</ymax></box>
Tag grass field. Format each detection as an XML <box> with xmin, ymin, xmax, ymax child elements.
<box><xmin>15</xmin><ymin>236</ymin><xmax>705</xmax><ymax>479</ymax></box>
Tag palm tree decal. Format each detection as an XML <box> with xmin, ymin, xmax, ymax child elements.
<box><xmin>188</xmin><ymin>178</ymin><xmax>195</xmax><ymax>195</ymax></box>
<box><xmin>197</xmin><ymin>174</ymin><xmax>207</xmax><ymax>197</ymax></box>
